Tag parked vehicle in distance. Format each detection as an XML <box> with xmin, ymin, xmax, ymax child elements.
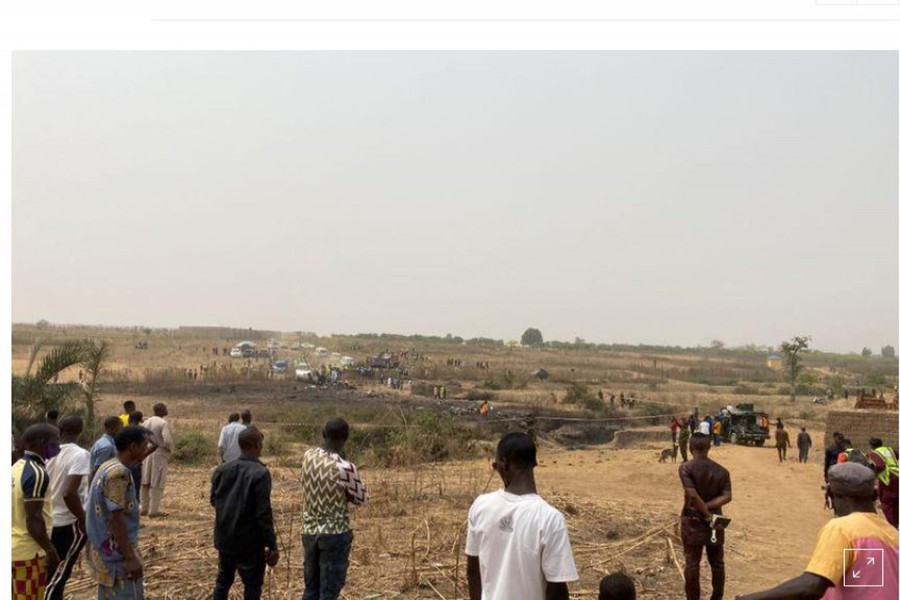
<box><xmin>258</xmin><ymin>348</ymin><xmax>271</xmax><ymax>359</ymax></box>
<box><xmin>340</xmin><ymin>356</ymin><xmax>355</xmax><ymax>367</ymax></box>
<box><xmin>271</xmin><ymin>360</ymin><xmax>288</xmax><ymax>374</ymax></box>
<box><xmin>229</xmin><ymin>347</ymin><xmax>243</xmax><ymax>358</ymax></box>
<box><xmin>290</xmin><ymin>342</ymin><xmax>302</xmax><ymax>350</ymax></box>
<box><xmin>315</xmin><ymin>347</ymin><xmax>329</xmax><ymax>356</ymax></box>
<box><xmin>300</xmin><ymin>342</ymin><xmax>316</xmax><ymax>349</ymax></box>
<box><xmin>725</xmin><ymin>403</ymin><xmax>771</xmax><ymax>446</ymax></box>
<box><xmin>295</xmin><ymin>363</ymin><xmax>314</xmax><ymax>382</ymax></box>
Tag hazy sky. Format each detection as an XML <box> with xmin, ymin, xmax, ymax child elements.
<box><xmin>11</xmin><ymin>52</ymin><xmax>898</xmax><ymax>353</ymax></box>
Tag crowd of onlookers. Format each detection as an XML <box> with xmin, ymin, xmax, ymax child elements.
<box><xmin>11</xmin><ymin>401</ymin><xmax>899</xmax><ymax>600</ymax></box>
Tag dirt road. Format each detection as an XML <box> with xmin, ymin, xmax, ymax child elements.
<box><xmin>536</xmin><ymin>432</ymin><xmax>833</xmax><ymax>597</ymax></box>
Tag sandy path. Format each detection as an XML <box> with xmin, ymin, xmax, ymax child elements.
<box><xmin>535</xmin><ymin>433</ymin><xmax>832</xmax><ymax>597</ymax></box>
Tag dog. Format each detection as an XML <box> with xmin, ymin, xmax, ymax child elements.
<box><xmin>658</xmin><ymin>446</ymin><xmax>677</xmax><ymax>463</ymax></box>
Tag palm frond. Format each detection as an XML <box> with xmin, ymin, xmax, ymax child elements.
<box><xmin>81</xmin><ymin>340</ymin><xmax>112</xmax><ymax>381</ymax></box>
<box><xmin>24</xmin><ymin>337</ymin><xmax>46</xmax><ymax>378</ymax></box>
<box><xmin>33</xmin><ymin>340</ymin><xmax>89</xmax><ymax>385</ymax></box>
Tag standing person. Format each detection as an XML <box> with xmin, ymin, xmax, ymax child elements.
<box><xmin>735</xmin><ymin>463</ymin><xmax>898</xmax><ymax>600</ymax></box>
<box><xmin>774</xmin><ymin>425</ymin><xmax>791</xmax><ymax>463</ymax></box>
<box><xmin>796</xmin><ymin>427</ymin><xmax>813</xmax><ymax>464</ymax></box>
<box><xmin>141</xmin><ymin>403</ymin><xmax>173</xmax><ymax>518</ymax></box>
<box><xmin>300</xmin><ymin>418</ymin><xmax>368</xmax><ymax>600</ymax></box>
<box><xmin>217</xmin><ymin>413</ymin><xmax>246</xmax><ymax>464</ymax></box>
<box><xmin>118</xmin><ymin>401</ymin><xmax>136</xmax><ymax>427</ymax></box>
<box><xmin>867</xmin><ymin>438</ymin><xmax>899</xmax><ymax>527</ymax></box>
<box><xmin>210</xmin><ymin>427</ymin><xmax>280</xmax><ymax>600</ymax></box>
<box><xmin>670</xmin><ymin>417</ymin><xmax>680</xmax><ymax>447</ymax></box>
<box><xmin>45</xmin><ymin>410</ymin><xmax>60</xmax><ymax>428</ymax></box>
<box><xmin>240</xmin><ymin>409</ymin><xmax>253</xmax><ymax>427</ymax></box>
<box><xmin>90</xmin><ymin>417</ymin><xmax>123</xmax><ymax>482</ymax></box>
<box><xmin>85</xmin><ymin>426</ymin><xmax>153</xmax><ymax>600</ymax></box>
<box><xmin>11</xmin><ymin>424</ymin><xmax>61</xmax><ymax>600</ymax></box>
<box><xmin>466</xmin><ymin>432</ymin><xmax>578</xmax><ymax>600</ymax></box>
<box><xmin>711</xmin><ymin>419</ymin><xmax>723</xmax><ymax>447</ymax></box>
<box><xmin>823</xmin><ymin>432</ymin><xmax>845</xmax><ymax>482</ymax></box>
<box><xmin>687</xmin><ymin>414</ymin><xmax>697</xmax><ymax>434</ymax></box>
<box><xmin>678</xmin><ymin>418</ymin><xmax>691</xmax><ymax>463</ymax></box>
<box><xmin>126</xmin><ymin>412</ymin><xmax>155</xmax><ymax>505</ymax></box>
<box><xmin>679</xmin><ymin>433</ymin><xmax>732</xmax><ymax>600</ymax></box>
<box><xmin>44</xmin><ymin>416</ymin><xmax>90</xmax><ymax>600</ymax></box>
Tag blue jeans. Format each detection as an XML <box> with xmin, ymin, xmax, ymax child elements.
<box><xmin>302</xmin><ymin>531</ymin><xmax>354</xmax><ymax>600</ymax></box>
<box><xmin>96</xmin><ymin>577</ymin><xmax>144</xmax><ymax>600</ymax></box>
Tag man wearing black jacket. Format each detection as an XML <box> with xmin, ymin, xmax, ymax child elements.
<box><xmin>210</xmin><ymin>427</ymin><xmax>279</xmax><ymax>600</ymax></box>
<box><xmin>823</xmin><ymin>432</ymin><xmax>845</xmax><ymax>481</ymax></box>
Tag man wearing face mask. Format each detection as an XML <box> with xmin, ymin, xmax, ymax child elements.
<box><xmin>11</xmin><ymin>423</ymin><xmax>61</xmax><ymax>600</ymax></box>
<box><xmin>466</xmin><ymin>432</ymin><xmax>578</xmax><ymax>600</ymax></box>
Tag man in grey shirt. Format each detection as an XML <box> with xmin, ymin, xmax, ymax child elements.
<box><xmin>218</xmin><ymin>413</ymin><xmax>246</xmax><ymax>463</ymax></box>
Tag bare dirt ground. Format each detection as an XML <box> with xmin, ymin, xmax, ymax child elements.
<box><xmin>61</xmin><ymin>430</ymin><xmax>833</xmax><ymax>600</ymax></box>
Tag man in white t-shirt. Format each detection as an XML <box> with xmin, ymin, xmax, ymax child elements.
<box><xmin>44</xmin><ymin>415</ymin><xmax>91</xmax><ymax>600</ymax></box>
<box><xmin>466</xmin><ymin>432</ymin><xmax>578</xmax><ymax>600</ymax></box>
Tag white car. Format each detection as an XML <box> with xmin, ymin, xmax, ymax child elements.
<box><xmin>229</xmin><ymin>347</ymin><xmax>243</xmax><ymax>358</ymax></box>
<box><xmin>295</xmin><ymin>364</ymin><xmax>315</xmax><ymax>382</ymax></box>
<box><xmin>340</xmin><ymin>356</ymin><xmax>355</xmax><ymax>367</ymax></box>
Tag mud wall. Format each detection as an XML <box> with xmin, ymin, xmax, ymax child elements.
<box><xmin>611</xmin><ymin>428</ymin><xmax>673</xmax><ymax>449</ymax></box>
<box><xmin>824</xmin><ymin>410</ymin><xmax>899</xmax><ymax>449</ymax></box>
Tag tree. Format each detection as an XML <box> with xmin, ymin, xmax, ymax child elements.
<box><xmin>882</xmin><ymin>345</ymin><xmax>896</xmax><ymax>359</ymax></box>
<box><xmin>12</xmin><ymin>339</ymin><xmax>90</xmax><ymax>434</ymax></box>
<box><xmin>780</xmin><ymin>335</ymin><xmax>810</xmax><ymax>402</ymax></box>
<box><xmin>520</xmin><ymin>328</ymin><xmax>544</xmax><ymax>347</ymax></box>
<box><xmin>80</xmin><ymin>340</ymin><xmax>112</xmax><ymax>430</ymax></box>
<box><xmin>710</xmin><ymin>339</ymin><xmax>725</xmax><ymax>350</ymax></box>
<box><xmin>861</xmin><ymin>347</ymin><xmax>872</xmax><ymax>358</ymax></box>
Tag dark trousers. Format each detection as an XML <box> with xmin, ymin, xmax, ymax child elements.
<box><xmin>682</xmin><ymin>518</ymin><xmax>725</xmax><ymax>600</ymax></box>
<box><xmin>880</xmin><ymin>496</ymin><xmax>899</xmax><ymax>528</ymax></box>
<box><xmin>683</xmin><ymin>542</ymin><xmax>725</xmax><ymax>600</ymax></box>
<box><xmin>302</xmin><ymin>531</ymin><xmax>354</xmax><ymax>600</ymax></box>
<box><xmin>45</xmin><ymin>522</ymin><xmax>87</xmax><ymax>600</ymax></box>
<box><xmin>212</xmin><ymin>552</ymin><xmax>266</xmax><ymax>600</ymax></box>
<box><xmin>777</xmin><ymin>445</ymin><xmax>787</xmax><ymax>462</ymax></box>
<box><xmin>679</xmin><ymin>440</ymin><xmax>689</xmax><ymax>462</ymax></box>
<box><xmin>130</xmin><ymin>463</ymin><xmax>143</xmax><ymax>503</ymax></box>
<box><xmin>798</xmin><ymin>446</ymin><xmax>810</xmax><ymax>463</ymax></box>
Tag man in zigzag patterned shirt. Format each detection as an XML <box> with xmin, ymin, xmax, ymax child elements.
<box><xmin>301</xmin><ymin>418</ymin><xmax>368</xmax><ymax>600</ymax></box>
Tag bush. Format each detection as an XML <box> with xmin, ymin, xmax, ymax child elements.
<box><xmin>264</xmin><ymin>431</ymin><xmax>290</xmax><ymax>456</ymax></box>
<box><xmin>466</xmin><ymin>390</ymin><xmax>494</xmax><ymax>402</ymax></box>
<box><xmin>174</xmin><ymin>430</ymin><xmax>216</xmax><ymax>465</ymax></box>
<box><xmin>733</xmin><ymin>384</ymin><xmax>762</xmax><ymax>395</ymax></box>
<box><xmin>563</xmin><ymin>382</ymin><xmax>591</xmax><ymax>404</ymax></box>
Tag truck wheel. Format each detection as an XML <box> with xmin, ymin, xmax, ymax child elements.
<box><xmin>730</xmin><ymin>432</ymin><xmax>739</xmax><ymax>444</ymax></box>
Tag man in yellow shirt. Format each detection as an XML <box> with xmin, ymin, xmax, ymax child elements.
<box><xmin>736</xmin><ymin>462</ymin><xmax>898</xmax><ymax>600</ymax></box>
<box><xmin>11</xmin><ymin>424</ymin><xmax>62</xmax><ymax>600</ymax></box>
<box><xmin>118</xmin><ymin>400</ymin><xmax>136</xmax><ymax>427</ymax></box>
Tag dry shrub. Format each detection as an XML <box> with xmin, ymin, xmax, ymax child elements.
<box><xmin>173</xmin><ymin>429</ymin><xmax>216</xmax><ymax>465</ymax></box>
